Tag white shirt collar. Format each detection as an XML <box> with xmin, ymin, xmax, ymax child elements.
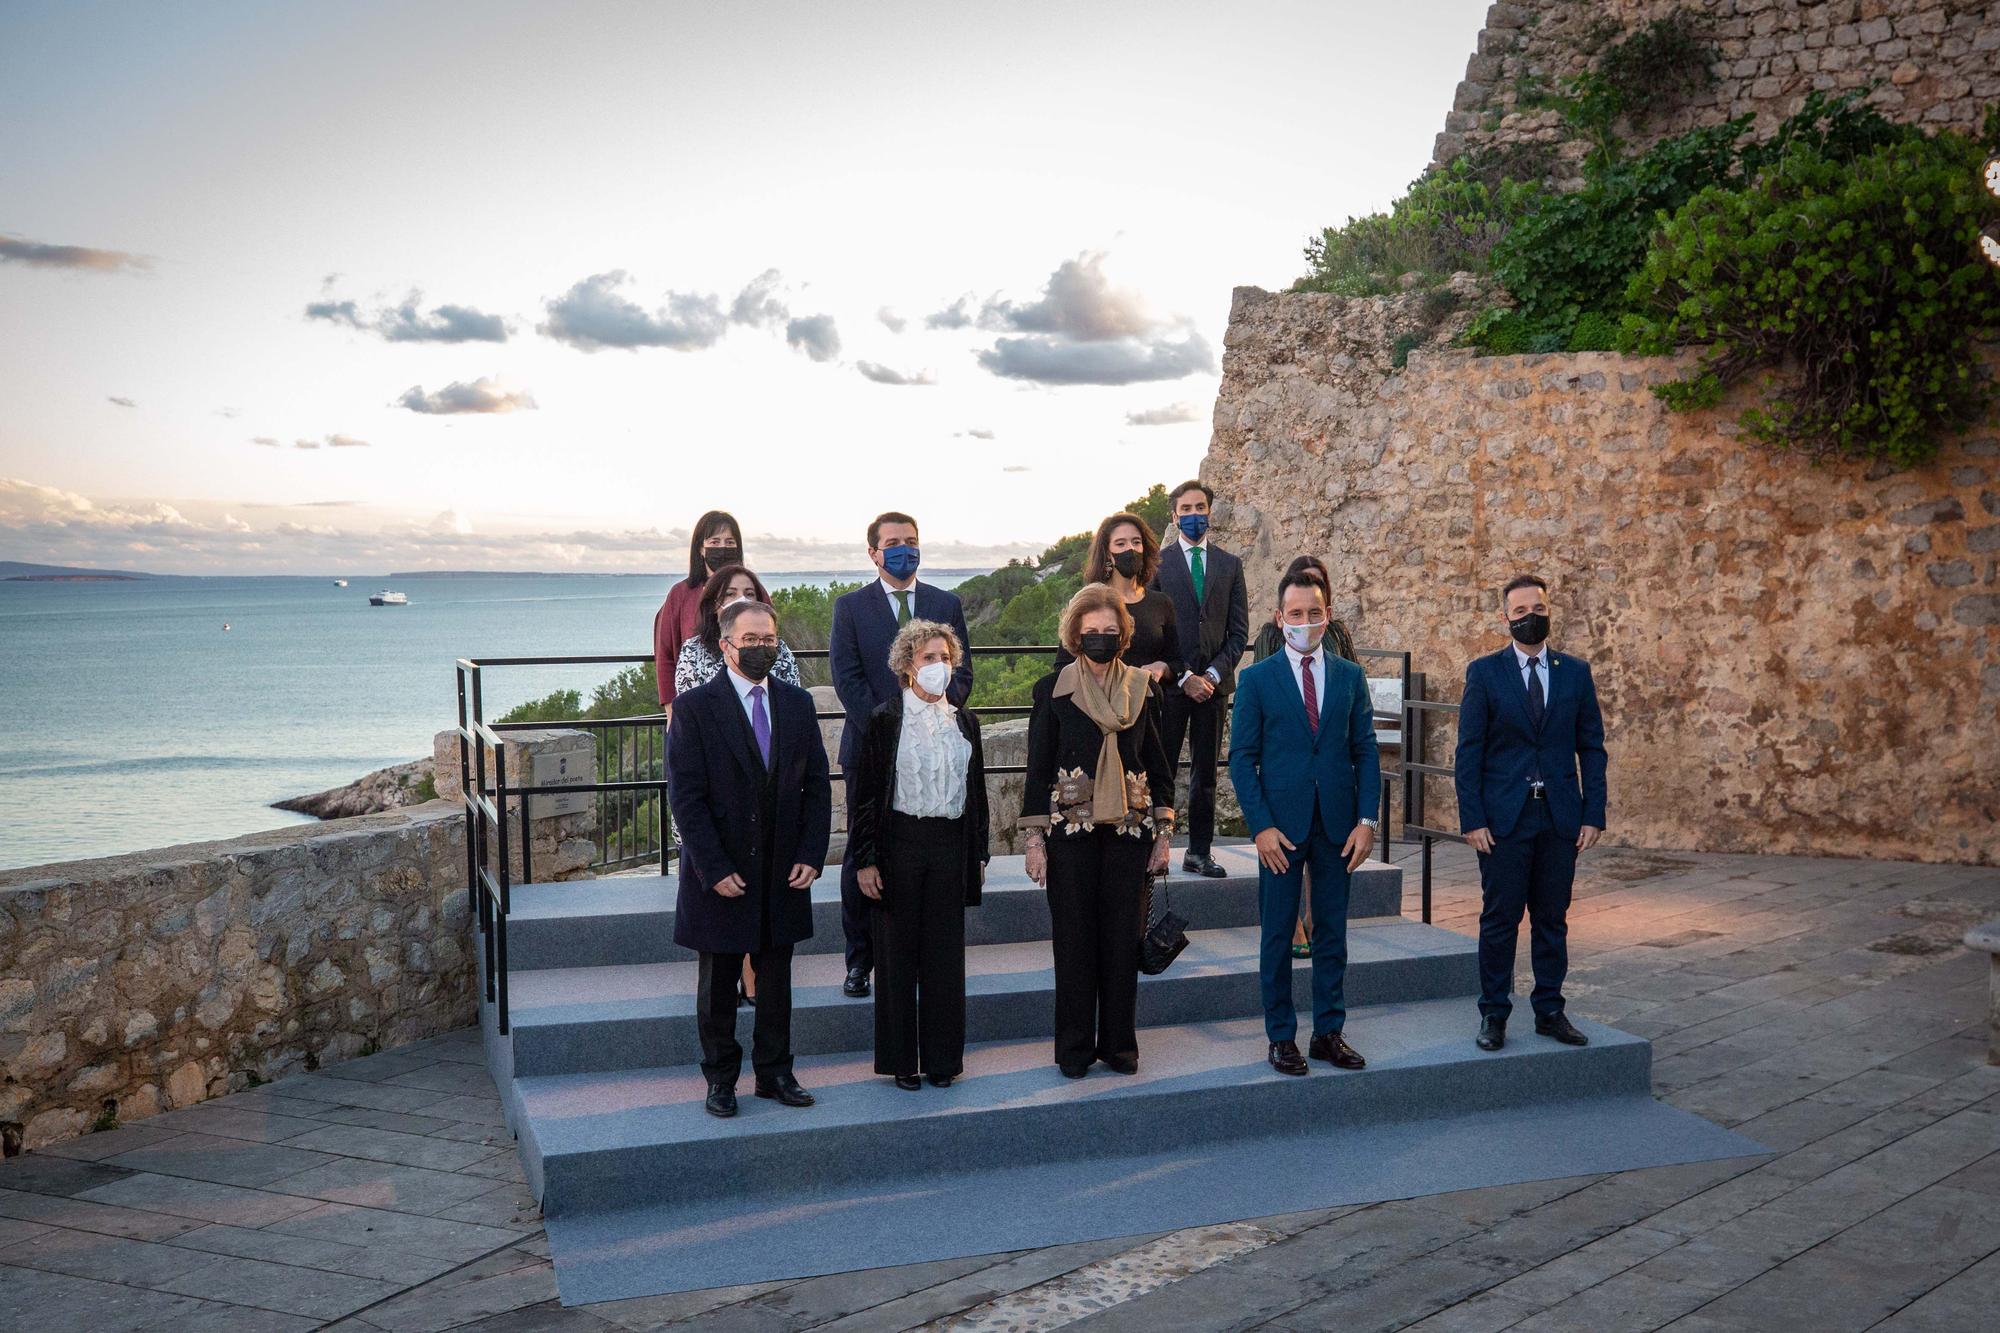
<box><xmin>880</xmin><ymin>575</ymin><xmax>918</xmax><ymax>600</ymax></box>
<box><xmin>1283</xmin><ymin>638</ymin><xmax>1325</xmax><ymax>672</ymax></box>
<box><xmin>1512</xmin><ymin>642</ymin><xmax>1551</xmax><ymax>668</ymax></box>
<box><xmin>1177</xmin><ymin>533</ymin><xmax>1207</xmax><ymax>555</ymax></box>
<box><xmin>902</xmin><ymin>686</ymin><xmax>951</xmax><ymax>715</ymax></box>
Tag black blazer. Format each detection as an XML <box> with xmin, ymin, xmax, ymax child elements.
<box><xmin>846</xmin><ymin>698</ymin><xmax>991</xmax><ymax>905</ymax></box>
<box><xmin>1020</xmin><ymin>669</ymin><xmax>1177</xmax><ymax>831</ymax></box>
<box><xmin>666</xmin><ymin>671</ymin><xmax>833</xmax><ymax>954</ymax></box>
<box><xmin>1151</xmin><ymin>540</ymin><xmax>1250</xmax><ymax>695</ymax></box>
<box><xmin>829</xmin><ymin>581</ymin><xmax>975</xmax><ymax>767</ymax></box>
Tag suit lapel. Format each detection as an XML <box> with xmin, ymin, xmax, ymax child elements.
<box><xmin>1539</xmin><ymin>650</ymin><xmax>1564</xmax><ymax>727</ymax></box>
<box><xmin>1272</xmin><ymin>654</ymin><xmax>1313</xmax><ymax>742</ymax></box>
<box><xmin>715</xmin><ymin>676</ymin><xmax>768</xmax><ymax>780</ymax></box>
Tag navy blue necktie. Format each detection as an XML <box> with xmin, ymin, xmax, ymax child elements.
<box><xmin>1524</xmin><ymin>656</ymin><xmax>1545</xmax><ymax>728</ymax></box>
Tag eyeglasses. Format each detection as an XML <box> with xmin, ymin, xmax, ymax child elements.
<box><xmin>731</xmin><ymin>635</ymin><xmax>779</xmax><ymax>649</ymax></box>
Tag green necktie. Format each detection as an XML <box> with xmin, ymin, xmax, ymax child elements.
<box><xmin>894</xmin><ymin>589</ymin><xmax>911</xmax><ymax>626</ymax></box>
<box><xmin>1190</xmin><ymin>545</ymin><xmax>1206</xmax><ymax>606</ymax></box>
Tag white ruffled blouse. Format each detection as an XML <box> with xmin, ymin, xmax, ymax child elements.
<box><xmin>892</xmin><ymin>688</ymin><xmax>972</xmax><ymax>819</ymax></box>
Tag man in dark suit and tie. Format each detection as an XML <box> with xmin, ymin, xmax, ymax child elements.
<box><xmin>1229</xmin><ymin>571</ymin><xmax>1381</xmax><ymax>1075</ymax></box>
<box><xmin>1150</xmin><ymin>480</ymin><xmax>1249</xmax><ymax>878</ymax></box>
<box><xmin>1455</xmin><ymin>573</ymin><xmax>1608</xmax><ymax>1052</ymax></box>
<box><xmin>667</xmin><ymin>599</ymin><xmax>833</xmax><ymax>1118</ymax></box>
<box><xmin>830</xmin><ymin>511</ymin><xmax>974</xmax><ymax>997</ymax></box>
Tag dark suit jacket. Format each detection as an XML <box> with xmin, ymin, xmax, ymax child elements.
<box><xmin>1454</xmin><ymin>646</ymin><xmax>1608</xmax><ymax>840</ymax></box>
<box><xmin>845</xmin><ymin>699</ymin><xmax>990</xmax><ymax>905</ymax></box>
<box><xmin>666</xmin><ymin>671</ymin><xmax>833</xmax><ymax>954</ymax></box>
<box><xmin>1151</xmin><ymin>540</ymin><xmax>1250</xmax><ymax>695</ymax></box>
<box><xmin>830</xmin><ymin>580</ymin><xmax>974</xmax><ymax>767</ymax></box>
<box><xmin>1227</xmin><ymin>650</ymin><xmax>1381</xmax><ymax>844</ymax></box>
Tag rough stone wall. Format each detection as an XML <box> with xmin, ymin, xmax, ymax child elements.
<box><xmin>0</xmin><ymin>806</ymin><xmax>471</xmax><ymax>1150</ymax></box>
<box><xmin>1435</xmin><ymin>0</ymin><xmax>1999</xmax><ymax>178</ymax></box>
<box><xmin>1203</xmin><ymin>284</ymin><xmax>2000</xmax><ymax>865</ymax></box>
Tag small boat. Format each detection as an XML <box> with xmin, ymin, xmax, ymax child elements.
<box><xmin>333</xmin><ymin>579</ymin><xmax>348</xmax><ymax>588</ymax></box>
<box><xmin>222</xmin><ymin>623</ymin><xmax>231</xmax><ymax>631</ymax></box>
<box><xmin>369</xmin><ymin>590</ymin><xmax>408</xmax><ymax>606</ymax></box>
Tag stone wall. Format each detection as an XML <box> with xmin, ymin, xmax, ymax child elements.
<box><xmin>0</xmin><ymin>730</ymin><xmax>596</xmax><ymax>1153</ymax></box>
<box><xmin>1202</xmin><ymin>284</ymin><xmax>2000</xmax><ymax>865</ymax></box>
<box><xmin>1434</xmin><ymin>0</ymin><xmax>1998</xmax><ymax>179</ymax></box>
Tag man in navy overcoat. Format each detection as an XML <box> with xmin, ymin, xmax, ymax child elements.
<box><xmin>669</xmin><ymin>600</ymin><xmax>832</xmax><ymax>1117</ymax></box>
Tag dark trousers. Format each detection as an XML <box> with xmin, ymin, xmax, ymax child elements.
<box><xmin>1045</xmin><ymin>825</ymin><xmax>1149</xmax><ymax>1069</ymax></box>
<box><xmin>839</xmin><ymin>771</ymin><xmax>874</xmax><ymax>974</ymax></box>
<box><xmin>695</xmin><ymin>945</ymin><xmax>794</xmax><ymax>1086</ymax></box>
<box><xmin>871</xmin><ymin>814</ymin><xmax>969</xmax><ymax>1078</ymax></box>
<box><xmin>1160</xmin><ymin>690</ymin><xmax>1221</xmax><ymax>855</ymax></box>
<box><xmin>1476</xmin><ymin>798</ymin><xmax>1577</xmax><ymax>1020</ymax></box>
<box><xmin>1257</xmin><ymin>808</ymin><xmax>1351</xmax><ymax>1043</ymax></box>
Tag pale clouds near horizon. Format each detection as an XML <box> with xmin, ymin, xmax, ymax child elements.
<box><xmin>0</xmin><ymin>0</ymin><xmax>1486</xmax><ymax>574</ymax></box>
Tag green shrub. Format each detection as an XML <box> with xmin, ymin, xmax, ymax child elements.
<box><xmin>1625</xmin><ymin>128</ymin><xmax>2000</xmax><ymax>465</ymax></box>
<box><xmin>1296</xmin><ymin>158</ymin><xmax>1533</xmax><ymax>296</ymax></box>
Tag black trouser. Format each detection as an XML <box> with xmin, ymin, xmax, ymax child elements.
<box><xmin>695</xmin><ymin>945</ymin><xmax>794</xmax><ymax>1086</ymax></box>
<box><xmin>1045</xmin><ymin>825</ymin><xmax>1149</xmax><ymax>1070</ymax></box>
<box><xmin>1476</xmin><ymin>797</ymin><xmax>1577</xmax><ymax>1021</ymax></box>
<box><xmin>1160</xmin><ymin>689</ymin><xmax>1221</xmax><ymax>855</ymax></box>
<box><xmin>871</xmin><ymin>813</ymin><xmax>969</xmax><ymax>1078</ymax></box>
<box><xmin>839</xmin><ymin>771</ymin><xmax>874</xmax><ymax>974</ymax></box>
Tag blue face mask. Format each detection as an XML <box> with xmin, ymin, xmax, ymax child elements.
<box><xmin>1177</xmin><ymin>513</ymin><xmax>1209</xmax><ymax>542</ymax></box>
<box><xmin>880</xmin><ymin>544</ymin><xmax>921</xmax><ymax>579</ymax></box>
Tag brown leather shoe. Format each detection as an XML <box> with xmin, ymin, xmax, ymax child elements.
<box><xmin>1267</xmin><ymin>1040</ymin><xmax>1309</xmax><ymax>1076</ymax></box>
<box><xmin>1309</xmin><ymin>1032</ymin><xmax>1366</xmax><ymax>1070</ymax></box>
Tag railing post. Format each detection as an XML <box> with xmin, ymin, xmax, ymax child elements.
<box><xmin>494</xmin><ymin>737</ymin><xmax>511</xmax><ymax>1036</ymax></box>
<box><xmin>456</xmin><ymin>664</ymin><xmax>475</xmax><ymax>921</ymax></box>
<box><xmin>1422</xmin><ymin>835</ymin><xmax>1434</xmax><ymax>925</ymax></box>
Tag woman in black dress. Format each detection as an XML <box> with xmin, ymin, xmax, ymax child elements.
<box><xmin>1022</xmin><ymin>584</ymin><xmax>1177</xmax><ymax>1077</ymax></box>
<box><xmin>1054</xmin><ymin>512</ymin><xmax>1182</xmax><ymax>684</ymax></box>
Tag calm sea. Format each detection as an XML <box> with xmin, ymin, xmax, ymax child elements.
<box><xmin>0</xmin><ymin>571</ymin><xmax>975</xmax><ymax>872</ymax></box>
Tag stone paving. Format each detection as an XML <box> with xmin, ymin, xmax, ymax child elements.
<box><xmin>0</xmin><ymin>841</ymin><xmax>1993</xmax><ymax>1331</ymax></box>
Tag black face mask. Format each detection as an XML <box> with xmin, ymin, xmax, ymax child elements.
<box><xmin>733</xmin><ymin>644</ymin><xmax>778</xmax><ymax>681</ymax></box>
<box><xmin>1079</xmin><ymin>632</ymin><xmax>1121</xmax><ymax>664</ymax></box>
<box><xmin>1508</xmin><ymin>612</ymin><xmax>1550</xmax><ymax>646</ymax></box>
<box><xmin>702</xmin><ymin>548</ymin><xmax>737</xmax><ymax>574</ymax></box>
<box><xmin>1110</xmin><ymin>550</ymin><xmax>1143</xmax><ymax>579</ymax></box>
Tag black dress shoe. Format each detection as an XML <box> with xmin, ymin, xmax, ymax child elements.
<box><xmin>842</xmin><ymin>968</ymin><xmax>871</xmax><ymax>998</ymax></box>
<box><xmin>1476</xmin><ymin>1014</ymin><xmax>1507</xmax><ymax>1051</ymax></box>
<box><xmin>704</xmin><ymin>1084</ymin><xmax>738</xmax><ymax>1118</ymax></box>
<box><xmin>1535</xmin><ymin>1013</ymin><xmax>1589</xmax><ymax>1046</ymax></box>
<box><xmin>926</xmin><ymin>1073</ymin><xmax>954</xmax><ymax>1088</ymax></box>
<box><xmin>754</xmin><ymin>1074</ymin><xmax>816</xmax><ymax>1106</ymax></box>
<box><xmin>1182</xmin><ymin>852</ymin><xmax>1228</xmax><ymax>879</ymax></box>
<box><xmin>1268</xmin><ymin>1040</ymin><xmax>1309</xmax><ymax>1076</ymax></box>
<box><xmin>1308</xmin><ymin>1032</ymin><xmax>1366</xmax><ymax>1070</ymax></box>
<box><xmin>1059</xmin><ymin>1063</ymin><xmax>1090</xmax><ymax>1079</ymax></box>
<box><xmin>893</xmin><ymin>1074</ymin><xmax>922</xmax><ymax>1091</ymax></box>
<box><xmin>1100</xmin><ymin>1053</ymin><xmax>1138</xmax><ymax>1075</ymax></box>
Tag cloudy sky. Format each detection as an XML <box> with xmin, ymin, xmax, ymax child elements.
<box><xmin>1</xmin><ymin>0</ymin><xmax>1486</xmax><ymax>574</ymax></box>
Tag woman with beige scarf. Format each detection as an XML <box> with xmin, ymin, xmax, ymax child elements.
<box><xmin>1020</xmin><ymin>584</ymin><xmax>1177</xmax><ymax>1077</ymax></box>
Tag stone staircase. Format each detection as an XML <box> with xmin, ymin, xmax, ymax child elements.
<box><xmin>479</xmin><ymin>846</ymin><xmax>1655</xmax><ymax>1221</ymax></box>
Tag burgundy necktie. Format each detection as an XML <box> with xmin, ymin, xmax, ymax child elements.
<box><xmin>1301</xmin><ymin>655</ymin><xmax>1319</xmax><ymax>734</ymax></box>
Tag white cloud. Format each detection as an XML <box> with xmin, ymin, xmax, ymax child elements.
<box><xmin>856</xmin><ymin>360</ymin><xmax>936</xmax><ymax>386</ymax></box>
<box><xmin>539</xmin><ymin>271</ymin><xmax>728</xmax><ymax>352</ymax></box>
<box><xmin>785</xmin><ymin>313</ymin><xmax>841</xmax><ymax>363</ymax></box>
<box><xmin>395</xmin><ymin>377</ymin><xmax>537</xmax><ymax>415</ymax></box>
<box><xmin>1125</xmin><ymin>401</ymin><xmax>1203</xmax><ymax>427</ymax></box>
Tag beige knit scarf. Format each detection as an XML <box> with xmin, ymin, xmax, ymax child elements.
<box><xmin>1053</xmin><ymin>658</ymin><xmax>1150</xmax><ymax>826</ymax></box>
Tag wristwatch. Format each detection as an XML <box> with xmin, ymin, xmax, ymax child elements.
<box><xmin>1360</xmin><ymin>818</ymin><xmax>1379</xmax><ymax>830</ymax></box>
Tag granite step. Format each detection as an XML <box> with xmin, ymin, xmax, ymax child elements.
<box><xmin>506</xmin><ymin>845</ymin><xmax>1403</xmax><ymax>971</ymax></box>
<box><xmin>502</xmin><ymin>920</ymin><xmax>1477</xmax><ymax>1076</ymax></box>
<box><xmin>505</xmin><ymin>996</ymin><xmax>1650</xmax><ymax>1215</ymax></box>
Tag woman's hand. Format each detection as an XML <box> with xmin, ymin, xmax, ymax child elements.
<box><xmin>1147</xmin><ymin>831</ymin><xmax>1170</xmax><ymax>877</ymax></box>
<box><xmin>1144</xmin><ymin>661</ymin><xmax>1167</xmax><ymax>681</ymax></box>
<box><xmin>1025</xmin><ymin>838</ymin><xmax>1047</xmax><ymax>886</ymax></box>
<box><xmin>857</xmin><ymin>866</ymin><xmax>883</xmax><ymax>900</ymax></box>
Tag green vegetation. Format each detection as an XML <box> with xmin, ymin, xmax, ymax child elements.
<box><xmin>90</xmin><ymin>1104</ymin><xmax>119</xmax><ymax>1134</ymax></box>
<box><xmin>1295</xmin><ymin>3</ymin><xmax>2000</xmax><ymax>467</ymax></box>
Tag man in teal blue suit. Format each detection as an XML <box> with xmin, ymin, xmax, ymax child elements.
<box><xmin>1228</xmin><ymin>570</ymin><xmax>1381</xmax><ymax>1077</ymax></box>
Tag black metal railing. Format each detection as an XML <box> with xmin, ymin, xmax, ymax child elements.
<box><xmin>456</xmin><ymin>640</ymin><xmax>1428</xmax><ymax>1032</ymax></box>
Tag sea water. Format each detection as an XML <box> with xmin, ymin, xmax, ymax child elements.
<box><xmin>0</xmin><ymin>571</ymin><xmax>971</xmax><ymax>871</ymax></box>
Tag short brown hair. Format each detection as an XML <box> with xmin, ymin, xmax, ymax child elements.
<box><xmin>1501</xmin><ymin>573</ymin><xmax>1547</xmax><ymax>600</ymax></box>
<box><xmin>886</xmin><ymin>617</ymin><xmax>961</xmax><ymax>681</ymax></box>
<box><xmin>868</xmin><ymin>511</ymin><xmax>919</xmax><ymax>549</ymax></box>
<box><xmin>1057</xmin><ymin>583</ymin><xmax>1133</xmax><ymax>655</ymax></box>
<box><xmin>1168</xmin><ymin>479</ymin><xmax>1213</xmax><ymax>508</ymax></box>
<box><xmin>1084</xmin><ymin>512</ymin><xmax>1161</xmax><ymax>586</ymax></box>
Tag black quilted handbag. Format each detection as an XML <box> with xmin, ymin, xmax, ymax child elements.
<box><xmin>1137</xmin><ymin>872</ymin><xmax>1189</xmax><ymax>975</ymax></box>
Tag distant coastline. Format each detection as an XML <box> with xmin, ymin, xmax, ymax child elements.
<box><xmin>6</xmin><ymin>573</ymin><xmax>143</xmax><ymax>582</ymax></box>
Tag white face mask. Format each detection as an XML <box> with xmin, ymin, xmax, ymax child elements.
<box><xmin>1283</xmin><ymin>620</ymin><xmax>1325</xmax><ymax>654</ymax></box>
<box><xmin>914</xmin><ymin>660</ymin><xmax>952</xmax><ymax>696</ymax></box>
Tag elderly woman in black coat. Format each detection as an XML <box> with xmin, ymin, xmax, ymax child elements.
<box><xmin>847</xmin><ymin>619</ymin><xmax>990</xmax><ymax>1090</ymax></box>
<box><xmin>1020</xmin><ymin>584</ymin><xmax>1176</xmax><ymax>1078</ymax></box>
